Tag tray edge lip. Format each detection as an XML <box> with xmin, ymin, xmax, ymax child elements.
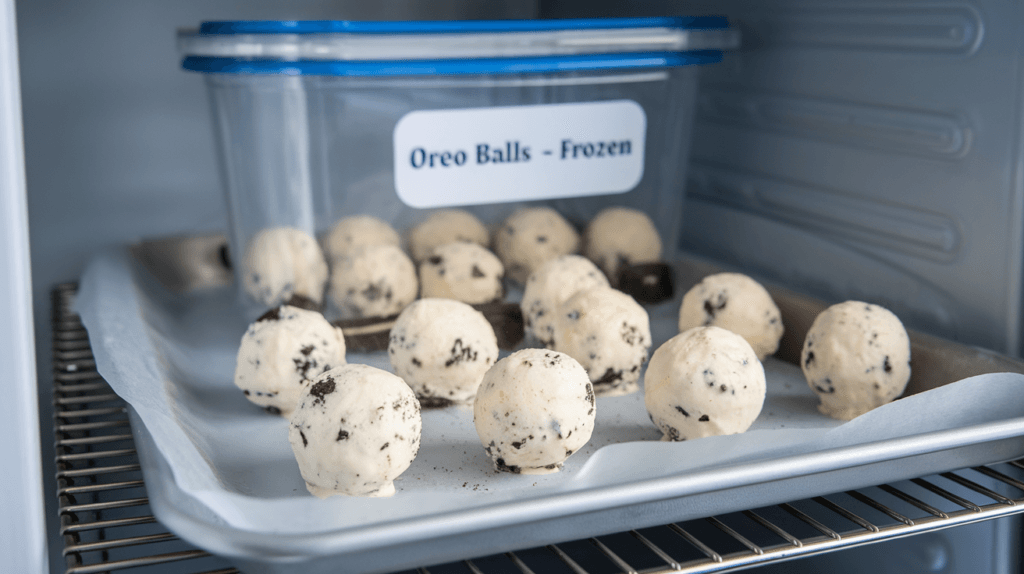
<box><xmin>129</xmin><ymin>403</ymin><xmax>1024</xmax><ymax>560</ymax></box>
<box><xmin>93</xmin><ymin>245</ymin><xmax>1024</xmax><ymax>562</ymax></box>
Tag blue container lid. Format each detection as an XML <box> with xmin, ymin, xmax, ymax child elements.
<box><xmin>195</xmin><ymin>16</ymin><xmax>728</xmax><ymax>35</ymax></box>
<box><xmin>178</xmin><ymin>17</ymin><xmax>739</xmax><ymax>76</ymax></box>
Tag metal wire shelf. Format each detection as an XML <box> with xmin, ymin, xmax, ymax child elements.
<box><xmin>52</xmin><ymin>284</ymin><xmax>239</xmax><ymax>574</ymax></box>
<box><xmin>51</xmin><ymin>282</ymin><xmax>1024</xmax><ymax>574</ymax></box>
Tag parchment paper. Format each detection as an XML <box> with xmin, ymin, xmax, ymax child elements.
<box><xmin>77</xmin><ymin>248</ymin><xmax>1024</xmax><ymax>535</ymax></box>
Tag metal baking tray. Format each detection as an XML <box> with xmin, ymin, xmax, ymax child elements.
<box><xmin>75</xmin><ymin>238</ymin><xmax>1024</xmax><ymax>574</ymax></box>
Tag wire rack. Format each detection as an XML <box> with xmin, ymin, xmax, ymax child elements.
<box><xmin>51</xmin><ymin>282</ymin><xmax>1024</xmax><ymax>574</ymax></box>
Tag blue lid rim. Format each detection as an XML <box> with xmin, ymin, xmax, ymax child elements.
<box><xmin>197</xmin><ymin>17</ymin><xmax>729</xmax><ymax>35</ymax></box>
<box><xmin>181</xmin><ymin>51</ymin><xmax>723</xmax><ymax>76</ymax></box>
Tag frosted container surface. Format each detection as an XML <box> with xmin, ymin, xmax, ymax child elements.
<box><xmin>180</xmin><ymin>18</ymin><xmax>737</xmax><ymax>311</ymax></box>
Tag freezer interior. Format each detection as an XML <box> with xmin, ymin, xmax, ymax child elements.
<box><xmin>5</xmin><ymin>0</ymin><xmax>1024</xmax><ymax>572</ymax></box>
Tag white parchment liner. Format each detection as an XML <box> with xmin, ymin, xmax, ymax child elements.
<box><xmin>78</xmin><ymin>248</ymin><xmax>1024</xmax><ymax>535</ymax></box>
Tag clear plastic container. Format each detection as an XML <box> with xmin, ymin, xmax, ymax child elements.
<box><xmin>178</xmin><ymin>18</ymin><xmax>739</xmax><ymax>312</ymax></box>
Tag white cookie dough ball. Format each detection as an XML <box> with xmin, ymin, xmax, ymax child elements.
<box><xmin>645</xmin><ymin>326</ymin><xmax>766</xmax><ymax>441</ymax></box>
<box><xmin>329</xmin><ymin>244</ymin><xmax>418</xmax><ymax>319</ymax></box>
<box><xmin>241</xmin><ymin>227</ymin><xmax>328</xmax><ymax>307</ymax></box>
<box><xmin>289</xmin><ymin>364</ymin><xmax>421</xmax><ymax>498</ymax></box>
<box><xmin>234</xmin><ymin>305</ymin><xmax>346</xmax><ymax>417</ymax></box>
<box><xmin>584</xmin><ymin>207</ymin><xmax>662</xmax><ymax>286</ymax></box>
<box><xmin>493</xmin><ymin>207</ymin><xmax>580</xmax><ymax>284</ymax></box>
<box><xmin>678</xmin><ymin>272</ymin><xmax>784</xmax><ymax>360</ymax></box>
<box><xmin>408</xmin><ymin>209</ymin><xmax>490</xmax><ymax>262</ymax></box>
<box><xmin>474</xmin><ymin>349</ymin><xmax>595</xmax><ymax>474</ymax></box>
<box><xmin>389</xmin><ymin>298</ymin><xmax>499</xmax><ymax>406</ymax></box>
<box><xmin>521</xmin><ymin>255</ymin><xmax>610</xmax><ymax>348</ymax></box>
<box><xmin>419</xmin><ymin>242</ymin><xmax>504</xmax><ymax>305</ymax></box>
<box><xmin>324</xmin><ymin>215</ymin><xmax>401</xmax><ymax>261</ymax></box>
<box><xmin>552</xmin><ymin>287</ymin><xmax>651</xmax><ymax>397</ymax></box>
<box><xmin>801</xmin><ymin>301</ymin><xmax>911</xmax><ymax>421</ymax></box>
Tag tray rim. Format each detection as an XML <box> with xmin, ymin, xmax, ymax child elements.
<box><xmin>81</xmin><ymin>246</ymin><xmax>1024</xmax><ymax>570</ymax></box>
<box><xmin>130</xmin><ymin>404</ymin><xmax>1024</xmax><ymax>561</ymax></box>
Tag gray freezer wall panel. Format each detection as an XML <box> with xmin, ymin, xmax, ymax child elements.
<box><xmin>15</xmin><ymin>3</ymin><xmax>538</xmax><ymax>572</ymax></box>
<box><xmin>543</xmin><ymin>0</ymin><xmax>1024</xmax><ymax>357</ymax></box>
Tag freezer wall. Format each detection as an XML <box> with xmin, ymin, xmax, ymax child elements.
<box><xmin>544</xmin><ymin>0</ymin><xmax>1024</xmax><ymax>358</ymax></box>
<box><xmin>14</xmin><ymin>2</ymin><xmax>537</xmax><ymax>572</ymax></box>
<box><xmin>17</xmin><ymin>0</ymin><xmax>1024</xmax><ymax>571</ymax></box>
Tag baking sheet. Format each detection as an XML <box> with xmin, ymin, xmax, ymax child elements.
<box><xmin>77</xmin><ymin>247</ymin><xmax>1024</xmax><ymax>568</ymax></box>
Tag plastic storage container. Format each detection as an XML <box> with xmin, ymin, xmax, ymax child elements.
<box><xmin>178</xmin><ymin>18</ymin><xmax>738</xmax><ymax>310</ymax></box>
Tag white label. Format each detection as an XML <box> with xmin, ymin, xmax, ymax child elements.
<box><xmin>393</xmin><ymin>100</ymin><xmax>646</xmax><ymax>208</ymax></box>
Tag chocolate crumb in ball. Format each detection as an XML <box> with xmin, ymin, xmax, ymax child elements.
<box><xmin>408</xmin><ymin>209</ymin><xmax>490</xmax><ymax>262</ymax></box>
<box><xmin>329</xmin><ymin>244</ymin><xmax>418</xmax><ymax>319</ymax></box>
<box><xmin>241</xmin><ymin>227</ymin><xmax>328</xmax><ymax>308</ymax></box>
<box><xmin>474</xmin><ymin>349</ymin><xmax>595</xmax><ymax>474</ymax></box>
<box><xmin>323</xmin><ymin>215</ymin><xmax>400</xmax><ymax>262</ymax></box>
<box><xmin>521</xmin><ymin>255</ymin><xmax>609</xmax><ymax>348</ymax></box>
<box><xmin>584</xmin><ymin>207</ymin><xmax>662</xmax><ymax>286</ymax></box>
<box><xmin>235</xmin><ymin>305</ymin><xmax>346</xmax><ymax>417</ymax></box>
<box><xmin>389</xmin><ymin>298</ymin><xmax>499</xmax><ymax>406</ymax></box>
<box><xmin>645</xmin><ymin>326</ymin><xmax>766</xmax><ymax>441</ymax></box>
<box><xmin>289</xmin><ymin>364</ymin><xmax>421</xmax><ymax>497</ymax></box>
<box><xmin>801</xmin><ymin>301</ymin><xmax>911</xmax><ymax>420</ymax></box>
<box><xmin>678</xmin><ymin>272</ymin><xmax>783</xmax><ymax>361</ymax></box>
<box><xmin>552</xmin><ymin>286</ymin><xmax>651</xmax><ymax>397</ymax></box>
<box><xmin>494</xmin><ymin>207</ymin><xmax>580</xmax><ymax>284</ymax></box>
<box><xmin>419</xmin><ymin>242</ymin><xmax>504</xmax><ymax>305</ymax></box>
